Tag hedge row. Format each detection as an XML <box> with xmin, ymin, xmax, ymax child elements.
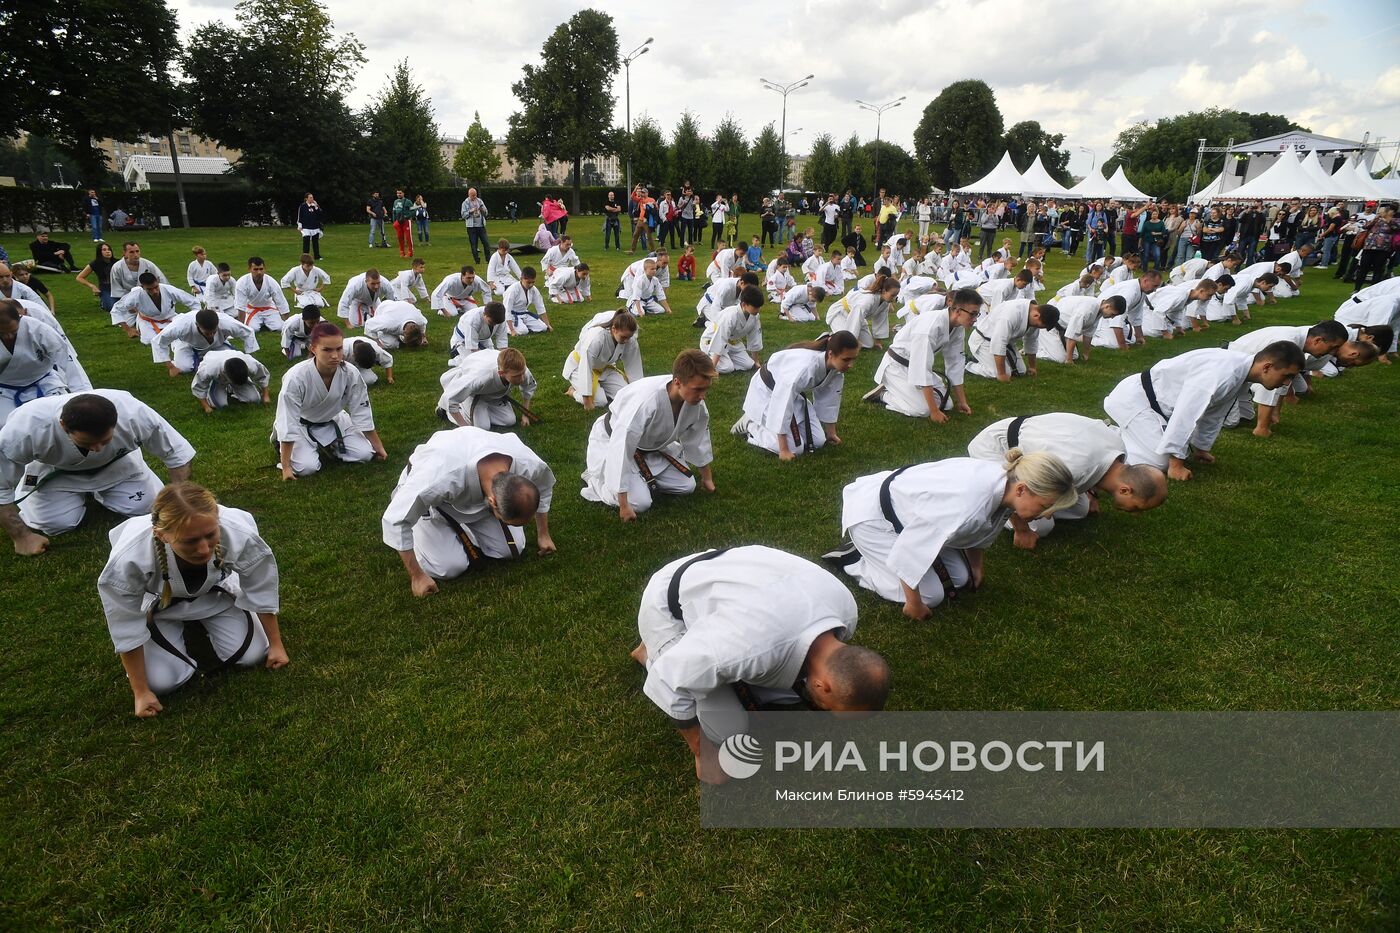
<box><xmin>0</xmin><ymin>184</ymin><xmax>628</xmax><ymax>231</ymax></box>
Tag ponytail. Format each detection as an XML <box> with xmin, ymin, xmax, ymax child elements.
<box><xmin>786</xmin><ymin>330</ymin><xmax>860</xmax><ymax>354</ymax></box>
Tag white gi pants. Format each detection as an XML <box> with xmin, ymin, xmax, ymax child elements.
<box><xmin>877</xmin><ymin>357</ymin><xmax>950</xmax><ymax>417</ymax></box>
<box><xmin>635</xmin><ymin>298</ymin><xmax>667</xmax><ymax>316</ymax></box>
<box><xmin>512</xmin><ymin>313</ymin><xmax>549</xmax><ymax>334</ymax></box>
<box><xmin>844</xmin><ymin>518</ymin><xmax>970</xmax><ymax>608</ymax></box>
<box><xmin>572</xmin><ymin>368</ymin><xmax>628</xmax><ymax>409</ymax></box>
<box><xmin>168</xmin><ymin>342</ymin><xmax>207</xmax><ymax>373</ymax></box>
<box><xmin>581</xmin><ymin>452</ymin><xmax>696</xmax><ymax>514</ymax></box>
<box><xmin>208</xmin><ymin>382</ymin><xmax>262</xmax><ymax>409</ymax></box>
<box><xmin>142</xmin><ymin>607</ymin><xmax>270</xmax><ymax>695</ymax></box>
<box><xmin>745</xmin><ymin>399</ymin><xmax>827</xmax><ymax>457</ymax></box>
<box><xmin>407</xmin><ymin>509</ymin><xmax>525</xmax><ymax>581</ymax></box>
<box><xmin>461</xmin><ymin>396</ymin><xmax>518</xmax><ymax>429</ymax></box>
<box><xmin>712</xmin><ymin>345</ymin><xmax>756</xmax><ymax>375</ymax></box>
<box><xmin>244</xmin><ymin>309</ymin><xmax>285</xmax><ymax>333</ymax></box>
<box><xmin>1104</xmin><ymin>379</ymin><xmax>1170</xmax><ymax>470</ymax></box>
<box><xmin>287</xmin><ymin>415</ymin><xmax>375</xmax><ymax>476</ymax></box>
<box><xmin>965</xmin><ymin>330</ymin><xmax>1026</xmax><ymax>379</ymax></box>
<box><xmin>137</xmin><ymin>317</ymin><xmax>175</xmax><ymax>362</ymax></box>
<box><xmin>0</xmin><ymin>372</ymin><xmax>67</xmax><ymax>429</ymax></box>
<box><xmin>1035</xmin><ymin>331</ymin><xmax>1076</xmax><ymax>363</ymax></box>
<box><xmin>18</xmin><ymin>458</ymin><xmax>162</xmax><ymax>535</ymax></box>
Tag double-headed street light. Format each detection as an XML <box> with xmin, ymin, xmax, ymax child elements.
<box><xmin>856</xmin><ymin>96</ymin><xmax>905</xmax><ymax>200</ymax></box>
<box><xmin>623</xmin><ymin>37</ymin><xmax>653</xmax><ymax>209</ymax></box>
<box><xmin>760</xmin><ymin>74</ymin><xmax>813</xmax><ymax>191</ymax></box>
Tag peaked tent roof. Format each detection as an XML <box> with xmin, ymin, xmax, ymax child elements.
<box><xmin>1336</xmin><ymin>157</ymin><xmax>1390</xmax><ymax>200</ymax></box>
<box><xmin>1019</xmin><ymin>155</ymin><xmax>1076</xmax><ymax>198</ymax></box>
<box><xmin>1188</xmin><ymin>170</ymin><xmax>1225</xmax><ymax>204</ymax></box>
<box><xmin>1107</xmin><ymin>165</ymin><xmax>1153</xmax><ymax>200</ymax></box>
<box><xmin>951</xmin><ymin>152</ymin><xmax>1027</xmax><ymax>196</ymax></box>
<box><xmin>1299</xmin><ymin>151</ymin><xmax>1351</xmax><ymax>198</ymax></box>
<box><xmin>1214</xmin><ymin>149</ymin><xmax>1324</xmax><ymax>200</ymax></box>
<box><xmin>1070</xmin><ymin>167</ymin><xmax>1122</xmax><ymax>200</ymax></box>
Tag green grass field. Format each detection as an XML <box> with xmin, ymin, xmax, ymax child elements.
<box><xmin>2</xmin><ymin>215</ymin><xmax>1398</xmax><ymax>931</ymax></box>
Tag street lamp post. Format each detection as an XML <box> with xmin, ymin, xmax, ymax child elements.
<box><xmin>856</xmin><ymin>96</ymin><xmax>905</xmax><ymax>202</ymax></box>
<box><xmin>782</xmin><ymin>129</ymin><xmax>803</xmax><ymax>189</ymax></box>
<box><xmin>760</xmin><ymin>75</ymin><xmax>813</xmax><ymax>192</ymax></box>
<box><xmin>622</xmin><ymin>37</ymin><xmax>653</xmax><ymax>226</ymax></box>
<box><xmin>1078</xmin><ymin>146</ymin><xmax>1096</xmax><ymax>178</ymax></box>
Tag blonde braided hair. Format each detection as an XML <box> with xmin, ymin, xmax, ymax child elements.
<box><xmin>150</xmin><ymin>482</ymin><xmax>223</xmax><ymax>609</ymax></box>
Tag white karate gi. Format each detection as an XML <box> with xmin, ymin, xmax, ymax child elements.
<box><xmin>388</xmin><ymin>269</ymin><xmax>429</xmax><ymax>303</ymax></box>
<box><xmin>1038</xmin><ymin>296</ymin><xmax>1100</xmax><ymax>363</ymax></box>
<box><xmin>1225</xmin><ymin>325</ymin><xmax>1314</xmax><ymax>421</ymax></box>
<box><xmin>1170</xmin><ymin>257</ymin><xmax>1208</xmax><ymax>284</ymax></box>
<box><xmin>1202</xmin><ymin>261</ymin><xmax>1231</xmax><ymax>283</ymax></box>
<box><xmin>280</xmin><ymin>316</ymin><xmax>314</xmax><ymax>360</ymax></box>
<box><xmin>186</xmin><ymin>259</ymin><xmax>217</xmax><ymax>296</ymax></box>
<box><xmin>1273</xmin><ymin>250</ymin><xmax>1302</xmax><ymax>298</ymax></box>
<box><xmin>738</xmin><ymin>347</ymin><xmax>843</xmax><ymax>456</ymax></box>
<box><xmin>192</xmin><ymin>349</ymin><xmax>270</xmax><ymax>409</ymax></box>
<box><xmin>363</xmin><ymin>300</ymin><xmax>428</xmax><ymax>350</ymax></box>
<box><xmin>967</xmin><ymin>414</ymin><xmax>1123</xmax><ymax>536</ymax></box>
<box><xmin>700</xmin><ymin>306</ymin><xmax>763</xmax><ymax>374</ymax></box>
<box><xmin>16</xmin><ymin>301</ymin><xmax>89</xmax><ymax>393</ymax></box>
<box><xmin>202</xmin><ymin>276</ymin><xmax>237</xmax><ymax>314</ymax></box>
<box><xmin>279</xmin><ymin>264</ymin><xmax>332</xmax><ymax>308</ymax></box>
<box><xmin>336</xmin><ymin>274</ymin><xmax>385</xmax><ymax>329</ymax></box>
<box><xmin>707</xmin><ymin>250</ymin><xmax>742</xmax><ymax>285</ymax></box>
<box><xmin>1335</xmin><ymin>294</ymin><xmax>1400</xmax><ymax>353</ymax></box>
<box><xmin>841</xmin><ymin>255</ymin><xmax>858</xmax><ymax>280</ymax></box>
<box><xmin>766</xmin><ymin>264</ymin><xmax>796</xmax><ymax>302</ymax></box>
<box><xmin>563</xmin><ymin>311</ymin><xmax>643</xmax><ymax>407</ymax></box>
<box><xmin>382</xmin><ymin>427</ymin><xmax>553</xmax><ymax>580</ymax></box>
<box><xmin>1100</xmin><ymin>279</ymin><xmax>1151</xmax><ymax>333</ymax></box>
<box><xmin>1</xmin><ymin>282</ymin><xmax>42</xmax><ymax>306</ymax></box>
<box><xmin>825</xmin><ymin>291</ymin><xmax>889</xmax><ymax>348</ymax></box>
<box><xmin>98</xmin><ymin>506</ymin><xmax>275</xmax><ymax>694</ymax></box>
<box><xmin>580</xmin><ymin>374</ymin><xmax>712</xmax><ymax>513</ymax></box>
<box><xmin>108</xmin><ymin>258</ymin><xmax>167</xmax><ymax>302</ymax></box>
<box><xmin>696</xmin><ymin>278</ymin><xmax>741</xmax><ymax>321</ymax></box>
<box><xmin>502</xmin><ymin>281</ymin><xmax>549</xmax><ymax>333</ymax></box>
<box><xmin>431</xmin><ymin>272</ymin><xmax>491</xmax><ymax>317</ymax></box>
<box><xmin>1141</xmin><ymin>283</ymin><xmax>1194</xmax><ymax>337</ymax></box>
<box><xmin>966</xmin><ymin>298</ymin><xmax>1041</xmax><ymax>378</ymax></box>
<box><xmin>874</xmin><ymin>306</ymin><xmax>963</xmax><ymax>417</ymax></box>
<box><xmin>0</xmin><ymin>389</ymin><xmax>195</xmax><ymax>535</ymax></box>
<box><xmin>273</xmin><ymin>360</ymin><xmax>377</xmax><ymax>476</ymax></box>
<box><xmin>547</xmin><ymin>266</ymin><xmax>591</xmax><ymax>304</ymax></box>
<box><xmin>1055</xmin><ymin>278</ymin><xmax>1094</xmax><ymax>300</ymax></box>
<box><xmin>1349</xmin><ymin>277</ymin><xmax>1400</xmax><ymax>304</ymax></box>
<box><xmin>487</xmin><ymin>251</ymin><xmax>522</xmax><ymax>294</ymax></box>
<box><xmin>1104</xmin><ymin>348</ymin><xmax>1252</xmax><ymax>469</ymax></box>
<box><xmin>801</xmin><ymin>254</ymin><xmax>823</xmax><ymax>283</ymax></box>
<box><xmin>977</xmin><ymin>277</ymin><xmax>1032</xmax><ymax>311</ymax></box>
<box><xmin>542</xmin><ymin>244</ymin><xmax>578</xmax><ymax>280</ymax></box>
<box><xmin>155</xmin><ymin>310</ymin><xmax>259</xmax><ymax>373</ymax></box>
<box><xmin>779</xmin><ymin>287</ymin><xmax>819</xmax><ymax>323</ymax></box>
<box><xmin>639</xmin><ymin>545</ymin><xmax>858</xmax><ymax>742</ymax></box>
<box><xmin>234</xmin><ymin>272</ymin><xmax>290</xmax><ymax>333</ymax></box>
<box><xmin>449</xmin><ymin>306</ymin><xmax>509</xmax><ymax>364</ymax></box>
<box><xmin>618</xmin><ymin>258</ymin><xmax>671</xmax><ymax>297</ymax></box>
<box><xmin>0</xmin><ymin>315</ymin><xmax>68</xmax><ymax>427</ymax></box>
<box><xmin>344</xmin><ymin>336</ymin><xmax>393</xmax><ymax>386</ymax></box>
<box><xmin>840</xmin><ymin>458</ymin><xmax>1009</xmax><ymax>608</ymax></box>
<box><xmin>817</xmin><ymin>260</ymin><xmax>844</xmax><ymax>297</ymax></box>
<box><xmin>437</xmin><ymin>350</ymin><xmax>538</xmax><ymax>428</ymax></box>
<box><xmin>111</xmin><ymin>285</ymin><xmax>201</xmax><ymax>360</ymax></box>
<box><xmin>622</xmin><ymin>272</ymin><xmax>667</xmax><ymax>317</ymax></box>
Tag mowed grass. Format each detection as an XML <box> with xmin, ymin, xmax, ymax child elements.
<box><xmin>1</xmin><ymin>214</ymin><xmax>1398</xmax><ymax>931</ymax></box>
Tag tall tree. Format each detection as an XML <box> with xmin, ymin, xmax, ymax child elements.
<box><xmin>506</xmin><ymin>9</ymin><xmax>619</xmax><ymax>212</ymax></box>
<box><xmin>863</xmin><ymin>140</ymin><xmax>927</xmax><ymax>197</ymax></box>
<box><xmin>913</xmin><ymin>80</ymin><xmax>1004</xmax><ymax>191</ymax></box>
<box><xmin>452</xmin><ymin>112</ymin><xmax>502</xmax><ymax>185</ymax></box>
<box><xmin>184</xmin><ymin>0</ymin><xmax>366</xmax><ymax>218</ymax></box>
<box><xmin>4</xmin><ymin>0</ymin><xmax>183</xmax><ymax>183</ymax></box>
<box><xmin>670</xmin><ymin>111</ymin><xmax>711</xmax><ymax>190</ymax></box>
<box><xmin>360</xmin><ymin>60</ymin><xmax>443</xmax><ymax>190</ymax></box>
<box><xmin>620</xmin><ymin>115</ymin><xmax>669</xmax><ymax>190</ymax></box>
<box><xmin>708</xmin><ymin>115</ymin><xmax>750</xmax><ymax>200</ymax></box>
<box><xmin>803</xmin><ymin>133</ymin><xmax>841</xmax><ymax>195</ymax></box>
<box><xmin>836</xmin><ymin>134</ymin><xmax>873</xmax><ymax>197</ymax></box>
<box><xmin>1003</xmin><ymin>120</ymin><xmax>1072</xmax><ymax>186</ymax></box>
<box><xmin>1106</xmin><ymin>108</ymin><xmax>1309</xmax><ymax>178</ymax></box>
<box><xmin>749</xmin><ymin>123</ymin><xmax>787</xmax><ymax>197</ymax></box>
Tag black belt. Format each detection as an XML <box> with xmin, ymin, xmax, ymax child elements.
<box><xmin>1140</xmin><ymin>370</ymin><xmax>1167</xmax><ymax>420</ymax></box>
<box><xmin>886</xmin><ymin>349</ymin><xmax>911</xmax><ymax>368</ymax></box>
<box><xmin>434</xmin><ymin>506</ymin><xmax>520</xmax><ymax>563</ymax></box>
<box><xmin>758</xmin><ymin>366</ymin><xmax>775</xmax><ymax>390</ymax></box>
<box><xmin>1006</xmin><ymin>415</ymin><xmax>1030</xmax><ymax>449</ymax></box>
<box><xmin>879</xmin><ymin>465</ymin><xmax>915</xmax><ymax>533</ymax></box>
<box><xmin>973</xmin><ymin>327</ymin><xmax>989</xmax><ymax>341</ymax></box>
<box><xmin>667</xmin><ymin>548</ymin><xmax>732</xmax><ymax>619</ymax></box>
<box><xmin>300</xmin><ymin>417</ymin><xmax>347</xmax><ymax>455</ymax></box>
<box><xmin>1352</xmin><ymin>295</ymin><xmax>1362</xmax><ymax>303</ymax></box>
<box><xmin>16</xmin><ymin>447</ymin><xmax>135</xmax><ymax>504</ymax></box>
<box><xmin>145</xmin><ymin>586</ymin><xmax>256</xmax><ymax>676</ymax></box>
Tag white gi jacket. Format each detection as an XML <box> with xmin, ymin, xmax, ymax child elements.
<box><xmin>192</xmin><ymin>350</ymin><xmax>270</xmax><ymax>402</ymax></box>
<box><xmin>742</xmin><ymin>348</ymin><xmax>844</xmax><ymax>436</ymax></box>
<box><xmin>700</xmin><ymin>306</ymin><xmax>762</xmax><ymax>356</ymax></box>
<box><xmin>563</xmin><ymin>311</ymin><xmax>643</xmax><ymax>397</ymax></box>
<box><xmin>877</xmin><ymin>306</ymin><xmax>966</xmax><ymax>389</ymax></box>
<box><xmin>582</xmin><ymin>375</ymin><xmax>713</xmax><ymax>501</ymax></box>
<box><xmin>967</xmin><ymin>414</ymin><xmax>1122</xmax><ymax>494</ymax></box>
<box><xmin>437</xmin><ymin>350</ymin><xmax>537</xmax><ymax>421</ymax></box>
<box><xmin>273</xmin><ymin>360</ymin><xmax>376</xmax><ymax>443</ymax></box>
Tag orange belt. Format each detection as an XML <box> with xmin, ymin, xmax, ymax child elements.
<box><xmin>243</xmin><ymin>304</ymin><xmax>274</xmax><ymax>325</ymax></box>
<box><xmin>138</xmin><ymin>312</ymin><xmax>172</xmax><ymax>333</ymax></box>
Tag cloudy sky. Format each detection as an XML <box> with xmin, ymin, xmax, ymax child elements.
<box><xmin>169</xmin><ymin>0</ymin><xmax>1400</xmax><ymax>176</ymax></box>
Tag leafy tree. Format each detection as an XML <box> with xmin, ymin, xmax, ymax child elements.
<box><xmin>1105</xmin><ymin>108</ymin><xmax>1309</xmax><ymax>178</ymax></box>
<box><xmin>452</xmin><ymin>112</ymin><xmax>502</xmax><ymax>185</ymax></box>
<box><xmin>864</xmin><ymin>139</ymin><xmax>927</xmax><ymax>198</ymax></box>
<box><xmin>0</xmin><ymin>135</ymin><xmax>84</xmax><ymax>188</ymax></box>
<box><xmin>184</xmin><ymin>0</ymin><xmax>366</xmax><ymax>218</ymax></box>
<box><xmin>506</xmin><ymin>9</ymin><xmax>619</xmax><ymax>212</ymax></box>
<box><xmin>749</xmin><ymin>123</ymin><xmax>787</xmax><ymax>197</ymax></box>
<box><xmin>836</xmin><ymin>134</ymin><xmax>873</xmax><ymax>197</ymax></box>
<box><xmin>670</xmin><ymin>111</ymin><xmax>711</xmax><ymax>191</ymax></box>
<box><xmin>360</xmin><ymin>61</ymin><xmax>443</xmax><ymax>190</ymax></box>
<box><xmin>620</xmin><ymin>115</ymin><xmax>669</xmax><ymax>190</ymax></box>
<box><xmin>708</xmin><ymin>115</ymin><xmax>750</xmax><ymax>200</ymax></box>
<box><xmin>802</xmin><ymin>133</ymin><xmax>841</xmax><ymax>195</ymax></box>
<box><xmin>4</xmin><ymin>0</ymin><xmax>183</xmax><ymax>184</ymax></box>
<box><xmin>1004</xmin><ymin>120</ymin><xmax>1072</xmax><ymax>186</ymax></box>
<box><xmin>913</xmin><ymin>80</ymin><xmax>1004</xmax><ymax>191</ymax></box>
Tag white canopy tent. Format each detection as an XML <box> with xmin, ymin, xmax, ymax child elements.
<box><xmin>1107</xmin><ymin>165</ymin><xmax>1152</xmax><ymax>201</ymax></box>
<box><xmin>1071</xmin><ymin>168</ymin><xmax>1124</xmax><ymax>200</ymax></box>
<box><xmin>1018</xmin><ymin>155</ymin><xmax>1076</xmax><ymax>199</ymax></box>
<box><xmin>950</xmin><ymin>152</ymin><xmax>1027</xmax><ymax>196</ymax></box>
<box><xmin>1212</xmin><ymin>150</ymin><xmax>1327</xmax><ymax>201</ymax></box>
<box><xmin>1189</xmin><ymin>171</ymin><xmax>1225</xmax><ymax>205</ymax></box>
<box><xmin>1300</xmin><ymin>151</ymin><xmax>1351</xmax><ymax>199</ymax></box>
<box><xmin>1336</xmin><ymin>157</ymin><xmax>1390</xmax><ymax>201</ymax></box>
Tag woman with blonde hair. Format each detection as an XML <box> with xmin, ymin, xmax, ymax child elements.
<box><xmin>829</xmin><ymin>450</ymin><xmax>1078</xmax><ymax>619</ymax></box>
<box><xmin>97</xmin><ymin>482</ymin><xmax>287</xmax><ymax>718</ymax></box>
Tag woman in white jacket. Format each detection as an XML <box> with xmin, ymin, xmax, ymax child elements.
<box><xmin>562</xmin><ymin>310</ymin><xmax>642</xmax><ymax>410</ymax></box>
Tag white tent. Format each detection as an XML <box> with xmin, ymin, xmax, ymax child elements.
<box><xmin>1214</xmin><ymin>150</ymin><xmax>1326</xmax><ymax>201</ymax></box>
<box><xmin>1019</xmin><ymin>155</ymin><xmax>1076</xmax><ymax>199</ymax></box>
<box><xmin>1335</xmin><ymin>157</ymin><xmax>1390</xmax><ymax>201</ymax></box>
<box><xmin>1300</xmin><ymin>151</ymin><xmax>1353</xmax><ymax>199</ymax></box>
<box><xmin>1107</xmin><ymin>165</ymin><xmax>1152</xmax><ymax>201</ymax></box>
<box><xmin>951</xmin><ymin>152</ymin><xmax>1027</xmax><ymax>196</ymax></box>
<box><xmin>1071</xmin><ymin>168</ymin><xmax>1123</xmax><ymax>200</ymax></box>
<box><xmin>1188</xmin><ymin>171</ymin><xmax>1225</xmax><ymax>205</ymax></box>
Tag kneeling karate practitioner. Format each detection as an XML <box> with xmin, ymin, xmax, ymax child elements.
<box><xmin>449</xmin><ymin>301</ymin><xmax>511</xmax><ymax>363</ymax></box>
<box><xmin>346</xmin><ymin>335</ymin><xmax>394</xmax><ymax>385</ymax></box>
<box><xmin>438</xmin><ymin>347</ymin><xmax>539</xmax><ymax>428</ymax></box>
<box><xmin>779</xmin><ymin>282</ymin><xmax>825</xmax><ymax>322</ymax></box>
<box><xmin>1335</xmin><ymin>293</ymin><xmax>1400</xmax><ymax>359</ymax></box>
<box><xmin>487</xmin><ymin>239</ymin><xmax>522</xmax><ymax>294</ymax></box>
<box><xmin>580</xmin><ymin>350</ymin><xmax>716</xmax><ymax>522</ymax></box>
<box><xmin>389</xmin><ymin>258</ymin><xmax>430</xmax><ymax>304</ymax></box>
<box><xmin>632</xmin><ymin>544</ymin><xmax>890</xmax><ymax>784</ymax></box>
<box><xmin>280</xmin><ymin>305</ymin><xmax>321</xmax><ymax>361</ymax></box>
<box><xmin>155</xmin><ymin>307</ymin><xmax>259</xmax><ymax>375</ymax></box>
<box><xmin>273</xmin><ymin>323</ymin><xmax>387</xmax><ymax>479</ymax></box>
<box><xmin>0</xmin><ymin>300</ymin><xmax>69</xmax><ymax>427</ymax></box>
<box><xmin>700</xmin><ymin>284</ymin><xmax>764</xmax><ymax>374</ymax></box>
<box><xmin>382</xmin><ymin>426</ymin><xmax>555</xmax><ymax>597</ymax></box>
<box><xmin>1104</xmin><ymin>342</ymin><xmax>1304</xmax><ymax>481</ymax></box>
<box><xmin>563</xmin><ymin>310</ymin><xmax>642</xmax><ymax>410</ymax></box>
<box><xmin>1038</xmin><ymin>294</ymin><xmax>1124</xmax><ymax>364</ymax></box>
<box><xmin>13</xmin><ymin>298</ymin><xmax>90</xmax><ymax>396</ymax></box>
<box><xmin>967</xmin><ymin>413</ymin><xmax>1167</xmax><ymax>547</ymax></box>
<box><xmin>1225</xmin><ymin>321</ymin><xmax>1346</xmax><ymax>437</ymax></box>
<box><xmin>547</xmin><ymin>263</ymin><xmax>591</xmax><ymax>304</ymax></box>
<box><xmin>98</xmin><ymin>482</ymin><xmax>286</xmax><ymax>717</ymax></box>
<box><xmin>364</xmin><ymin>299</ymin><xmax>428</xmax><ymax>349</ymax></box>
<box><xmin>694</xmin><ymin>271</ymin><xmax>759</xmax><ymax>327</ymax></box>
<box><xmin>866</xmin><ymin>287</ymin><xmax>980</xmax><ymax>421</ymax></box>
<box><xmin>432</xmin><ymin>265</ymin><xmax>491</xmax><ymax>318</ymax></box>
<box><xmin>503</xmin><ymin>268</ymin><xmax>552</xmax><ymax>334</ymax></box>
<box><xmin>1091</xmin><ymin>272</ymin><xmax>1160</xmax><ymax>349</ymax></box>
<box><xmin>1</xmin><ymin>390</ymin><xmax>194</xmax><ymax>554</ymax></box>
<box><xmin>965</xmin><ymin>298</ymin><xmax>1059</xmax><ymax>381</ymax></box>
<box><xmin>336</xmin><ymin>269</ymin><xmax>386</xmax><ymax>329</ymax></box>
<box><xmin>824</xmin><ymin>273</ymin><xmax>900</xmax><ymax>349</ymax></box>
<box><xmin>733</xmin><ymin>330</ymin><xmax>861</xmax><ymax>460</ymax></box>
<box><xmin>623</xmin><ymin>258</ymin><xmax>672</xmax><ymax>317</ymax></box>
<box><xmin>828</xmin><ymin>451</ymin><xmax>1077</xmax><ymax>620</ymax></box>
<box><xmin>234</xmin><ymin>258</ymin><xmax>290</xmax><ymax>334</ymax></box>
<box><xmin>1140</xmin><ymin>279</ymin><xmax>1218</xmax><ymax>340</ymax></box>
<box><xmin>279</xmin><ymin>254</ymin><xmax>331</xmax><ymax>309</ymax></box>
<box><xmin>191</xmin><ymin>349</ymin><xmax>270</xmax><ymax>413</ymax></box>
<box><xmin>111</xmin><ymin>273</ymin><xmax>200</xmax><ymax>361</ymax></box>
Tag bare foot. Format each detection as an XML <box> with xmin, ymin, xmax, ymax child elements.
<box><xmin>1252</xmin><ymin>425</ymin><xmax>1272</xmax><ymax>438</ymax></box>
<box><xmin>630</xmin><ymin>642</ymin><xmax>648</xmax><ymax>665</ymax></box>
